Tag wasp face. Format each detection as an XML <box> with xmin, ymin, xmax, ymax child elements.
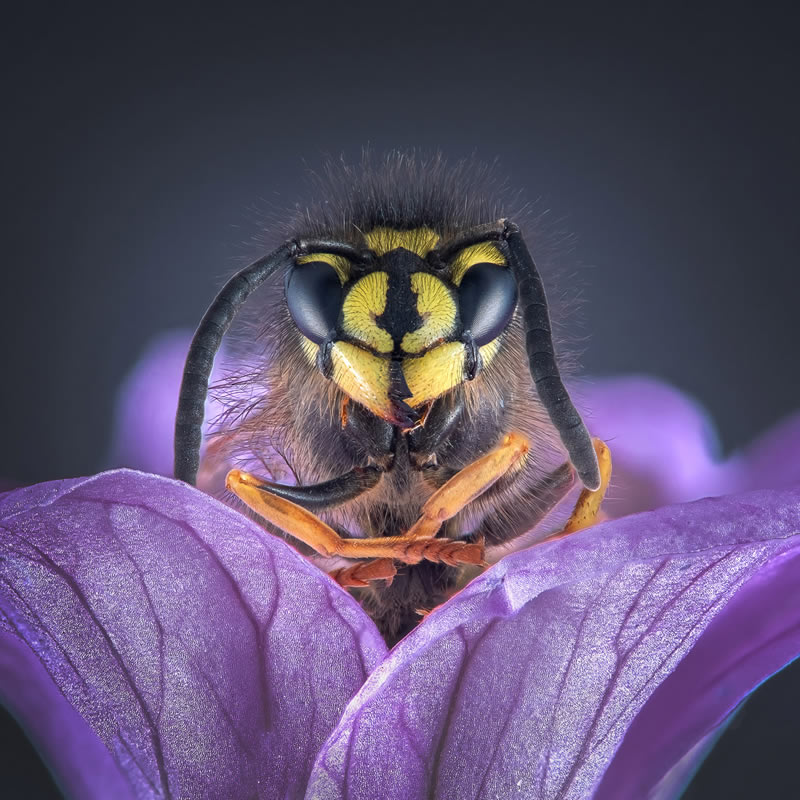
<box><xmin>285</xmin><ymin>227</ymin><xmax>518</xmax><ymax>428</ymax></box>
<box><xmin>175</xmin><ymin>157</ymin><xmax>602</xmax><ymax>646</ymax></box>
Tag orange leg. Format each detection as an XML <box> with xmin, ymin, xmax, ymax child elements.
<box><xmin>227</xmin><ymin>431</ymin><xmax>564</xmax><ymax>586</ymax></box>
<box><xmin>405</xmin><ymin>432</ymin><xmax>530</xmax><ymax>539</ymax></box>
<box><xmin>226</xmin><ymin>470</ymin><xmax>485</xmax><ymax>567</ymax></box>
<box><xmin>541</xmin><ymin>438</ymin><xmax>612</xmax><ymax>542</ymax></box>
<box><xmin>329</xmin><ymin>558</ymin><xmax>397</xmax><ymax>588</ymax></box>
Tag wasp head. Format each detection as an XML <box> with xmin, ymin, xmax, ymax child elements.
<box><xmin>285</xmin><ymin>227</ymin><xmax>518</xmax><ymax>429</ymax></box>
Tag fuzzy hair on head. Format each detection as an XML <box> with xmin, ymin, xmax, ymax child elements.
<box><xmin>287</xmin><ymin>150</ymin><xmax>525</xmax><ymax>242</ymax></box>
<box><xmin>206</xmin><ymin>150</ymin><xmax>579</xmax><ymax>492</ymax></box>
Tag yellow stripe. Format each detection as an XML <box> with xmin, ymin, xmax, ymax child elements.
<box><xmin>364</xmin><ymin>227</ymin><xmax>440</xmax><ymax>257</ymax></box>
<box><xmin>330</xmin><ymin>342</ymin><xmax>392</xmax><ymax>419</ymax></box>
<box><xmin>299</xmin><ymin>335</ymin><xmax>318</xmax><ymax>364</ymax></box>
<box><xmin>401</xmin><ymin>273</ymin><xmax>457</xmax><ymax>354</ymax></box>
<box><xmin>341</xmin><ymin>272</ymin><xmax>394</xmax><ymax>354</ymax></box>
<box><xmin>403</xmin><ymin>342</ymin><xmax>466</xmax><ymax>407</ymax></box>
<box><xmin>479</xmin><ymin>339</ymin><xmax>501</xmax><ymax>367</ymax></box>
<box><xmin>450</xmin><ymin>242</ymin><xmax>505</xmax><ymax>286</ymax></box>
<box><xmin>296</xmin><ymin>252</ymin><xmax>349</xmax><ymax>284</ymax></box>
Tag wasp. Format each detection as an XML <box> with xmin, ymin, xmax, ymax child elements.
<box><xmin>175</xmin><ymin>156</ymin><xmax>611</xmax><ymax>646</ymax></box>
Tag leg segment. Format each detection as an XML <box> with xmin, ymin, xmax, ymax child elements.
<box><xmin>543</xmin><ymin>438</ymin><xmax>612</xmax><ymax>541</ymax></box>
<box><xmin>405</xmin><ymin>432</ymin><xmax>530</xmax><ymax>539</ymax></box>
<box><xmin>480</xmin><ymin>460</ymin><xmax>577</xmax><ymax>548</ymax></box>
<box><xmin>227</xmin><ymin>430</ymin><xmax>537</xmax><ymax>574</ymax></box>
<box><xmin>226</xmin><ymin>470</ymin><xmax>484</xmax><ymax>566</ymax></box>
<box><xmin>237</xmin><ymin>466</ymin><xmax>382</xmax><ymax>512</ymax></box>
<box><xmin>329</xmin><ymin>558</ymin><xmax>397</xmax><ymax>587</ymax></box>
<box><xmin>478</xmin><ymin>438</ymin><xmax>612</xmax><ymax>570</ymax></box>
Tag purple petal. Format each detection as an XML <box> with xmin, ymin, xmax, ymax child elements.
<box><xmin>110</xmin><ymin>330</ymin><xmax>237</xmax><ymax>478</ymax></box>
<box><xmin>108</xmin><ymin>330</ymin><xmax>289</xmax><ymax>493</ymax></box>
<box><xmin>727</xmin><ymin>411</ymin><xmax>800</xmax><ymax>493</ymax></box>
<box><xmin>110</xmin><ymin>331</ymin><xmax>201</xmax><ymax>476</ymax></box>
<box><xmin>596</xmin><ymin>541</ymin><xmax>800</xmax><ymax>799</ymax></box>
<box><xmin>578</xmin><ymin>375</ymin><xmax>728</xmax><ymax>517</ymax></box>
<box><xmin>307</xmin><ymin>488</ymin><xmax>800</xmax><ymax>799</ymax></box>
<box><xmin>579</xmin><ymin>376</ymin><xmax>800</xmax><ymax>517</ymax></box>
<box><xmin>0</xmin><ymin>631</ymin><xmax>137</xmax><ymax>799</ymax></box>
<box><xmin>0</xmin><ymin>471</ymin><xmax>386</xmax><ymax>799</ymax></box>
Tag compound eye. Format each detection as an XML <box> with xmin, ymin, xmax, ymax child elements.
<box><xmin>458</xmin><ymin>262</ymin><xmax>518</xmax><ymax>345</ymax></box>
<box><xmin>285</xmin><ymin>261</ymin><xmax>343</xmax><ymax>344</ymax></box>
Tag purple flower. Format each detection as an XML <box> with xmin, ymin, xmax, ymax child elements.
<box><xmin>109</xmin><ymin>330</ymin><xmax>228</xmax><ymax>478</ymax></box>
<box><xmin>2</xmin><ymin>473</ymin><xmax>800</xmax><ymax>798</ymax></box>
<box><xmin>1</xmin><ymin>332</ymin><xmax>799</xmax><ymax>798</ymax></box>
<box><xmin>576</xmin><ymin>374</ymin><xmax>800</xmax><ymax>518</ymax></box>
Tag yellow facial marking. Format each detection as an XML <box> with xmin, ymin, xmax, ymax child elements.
<box><xmin>450</xmin><ymin>242</ymin><xmax>505</xmax><ymax>286</ymax></box>
<box><xmin>340</xmin><ymin>272</ymin><xmax>394</xmax><ymax>354</ymax></box>
<box><xmin>364</xmin><ymin>227</ymin><xmax>440</xmax><ymax>257</ymax></box>
<box><xmin>330</xmin><ymin>342</ymin><xmax>391</xmax><ymax>420</ymax></box>
<box><xmin>401</xmin><ymin>273</ymin><xmax>457</xmax><ymax>354</ymax></box>
<box><xmin>403</xmin><ymin>342</ymin><xmax>466</xmax><ymax>407</ymax></box>
<box><xmin>296</xmin><ymin>252</ymin><xmax>349</xmax><ymax>284</ymax></box>
<box><xmin>299</xmin><ymin>335</ymin><xmax>318</xmax><ymax>364</ymax></box>
<box><xmin>479</xmin><ymin>339</ymin><xmax>502</xmax><ymax>368</ymax></box>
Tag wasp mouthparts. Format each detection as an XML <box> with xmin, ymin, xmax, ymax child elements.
<box><xmin>391</xmin><ymin>399</ymin><xmax>422</xmax><ymax>430</ymax></box>
<box><xmin>387</xmin><ymin>358</ymin><xmax>420</xmax><ymax>429</ymax></box>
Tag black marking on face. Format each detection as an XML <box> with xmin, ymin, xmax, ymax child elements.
<box><xmin>387</xmin><ymin>358</ymin><xmax>419</xmax><ymax>428</ymax></box>
<box><xmin>374</xmin><ymin>248</ymin><xmax>425</xmax><ymax>353</ymax></box>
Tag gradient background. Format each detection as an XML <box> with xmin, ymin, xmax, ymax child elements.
<box><xmin>2</xmin><ymin>4</ymin><xmax>798</xmax><ymax>797</ymax></box>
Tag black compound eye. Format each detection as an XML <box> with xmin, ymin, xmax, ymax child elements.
<box><xmin>285</xmin><ymin>261</ymin><xmax>343</xmax><ymax>344</ymax></box>
<box><xmin>458</xmin><ymin>262</ymin><xmax>518</xmax><ymax>345</ymax></box>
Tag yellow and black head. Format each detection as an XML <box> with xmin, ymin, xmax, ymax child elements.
<box><xmin>285</xmin><ymin>226</ymin><xmax>517</xmax><ymax>430</ymax></box>
<box><xmin>175</xmin><ymin>158</ymin><xmax>601</xmax><ymax>492</ymax></box>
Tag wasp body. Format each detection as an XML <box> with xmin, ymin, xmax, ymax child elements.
<box><xmin>176</xmin><ymin>156</ymin><xmax>608</xmax><ymax>646</ymax></box>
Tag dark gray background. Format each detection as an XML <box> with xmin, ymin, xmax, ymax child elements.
<box><xmin>2</xmin><ymin>3</ymin><xmax>798</xmax><ymax>797</ymax></box>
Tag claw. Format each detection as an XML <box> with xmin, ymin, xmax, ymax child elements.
<box><xmin>400</xmin><ymin>537</ymin><xmax>485</xmax><ymax>567</ymax></box>
<box><xmin>329</xmin><ymin>558</ymin><xmax>397</xmax><ymax>588</ymax></box>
